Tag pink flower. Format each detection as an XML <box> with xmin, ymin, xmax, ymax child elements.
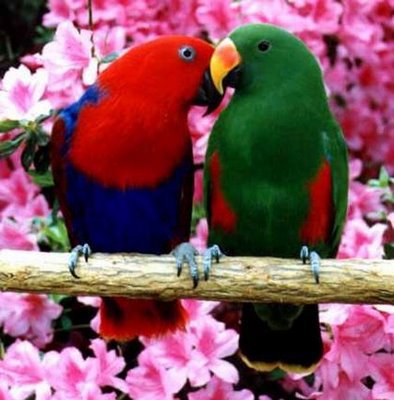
<box><xmin>195</xmin><ymin>0</ymin><xmax>240</xmax><ymax>40</ymax></box>
<box><xmin>143</xmin><ymin>315</ymin><xmax>238</xmax><ymax>388</ymax></box>
<box><xmin>0</xmin><ymin>220</ymin><xmax>37</xmax><ymax>250</ymax></box>
<box><xmin>181</xmin><ymin>299</ymin><xmax>219</xmax><ymax>320</ymax></box>
<box><xmin>347</xmin><ymin>158</ymin><xmax>384</xmax><ymax>220</ymax></box>
<box><xmin>338</xmin><ymin>218</ymin><xmax>386</xmax><ymax>259</ymax></box>
<box><xmin>190</xmin><ymin>218</ymin><xmax>208</xmax><ymax>253</ymax></box>
<box><xmin>52</xmin><ymin>384</ymin><xmax>117</xmax><ymax>400</ymax></box>
<box><xmin>189</xmin><ymin>317</ymin><xmax>239</xmax><ymax>385</ymax></box>
<box><xmin>43</xmin><ymin>0</ymin><xmax>82</xmax><ymax>27</ymax></box>
<box><xmin>126</xmin><ymin>349</ymin><xmax>184</xmax><ymax>400</ymax></box>
<box><xmin>188</xmin><ymin>376</ymin><xmax>253</xmax><ymax>400</ymax></box>
<box><xmin>0</xmin><ymin>340</ymin><xmax>53</xmax><ymax>400</ymax></box>
<box><xmin>316</xmin><ymin>359</ymin><xmax>371</xmax><ymax>400</ymax></box>
<box><xmin>369</xmin><ymin>353</ymin><xmax>394</xmax><ymax>399</ymax></box>
<box><xmin>94</xmin><ymin>26</ymin><xmax>126</xmax><ymax>58</ymax></box>
<box><xmin>0</xmin><ymin>293</ymin><xmax>62</xmax><ymax>347</ymax></box>
<box><xmin>44</xmin><ymin>339</ymin><xmax>127</xmax><ymax>398</ymax></box>
<box><xmin>0</xmin><ymin>65</ymin><xmax>51</xmax><ymax>120</ymax></box>
<box><xmin>0</xmin><ymin>168</ymin><xmax>49</xmax><ymax>221</ymax></box>
<box><xmin>89</xmin><ymin>339</ymin><xmax>128</xmax><ymax>393</ymax></box>
<box><xmin>42</xmin><ymin>21</ymin><xmax>98</xmax><ymax>90</ymax></box>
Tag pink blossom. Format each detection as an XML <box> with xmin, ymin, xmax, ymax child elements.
<box><xmin>0</xmin><ymin>382</ymin><xmax>15</xmax><ymax>400</ymax></box>
<box><xmin>181</xmin><ymin>299</ymin><xmax>219</xmax><ymax>320</ymax></box>
<box><xmin>89</xmin><ymin>339</ymin><xmax>128</xmax><ymax>393</ymax></box>
<box><xmin>319</xmin><ymin>304</ymin><xmax>353</xmax><ymax>327</ymax></box>
<box><xmin>190</xmin><ymin>316</ymin><xmax>239</xmax><ymax>384</ymax></box>
<box><xmin>347</xmin><ymin>158</ymin><xmax>384</xmax><ymax>220</ymax></box>
<box><xmin>0</xmin><ymin>65</ymin><xmax>51</xmax><ymax>120</ymax></box>
<box><xmin>0</xmin><ymin>293</ymin><xmax>62</xmax><ymax>347</ymax></box>
<box><xmin>94</xmin><ymin>26</ymin><xmax>126</xmax><ymax>58</ymax></box>
<box><xmin>126</xmin><ymin>349</ymin><xmax>184</xmax><ymax>400</ymax></box>
<box><xmin>0</xmin><ymin>168</ymin><xmax>49</xmax><ymax>220</ymax></box>
<box><xmin>44</xmin><ymin>339</ymin><xmax>127</xmax><ymax>398</ymax></box>
<box><xmin>42</xmin><ymin>21</ymin><xmax>98</xmax><ymax>90</ymax></box>
<box><xmin>0</xmin><ymin>220</ymin><xmax>37</xmax><ymax>250</ymax></box>
<box><xmin>52</xmin><ymin>384</ymin><xmax>117</xmax><ymax>400</ymax></box>
<box><xmin>338</xmin><ymin>219</ymin><xmax>386</xmax><ymax>259</ymax></box>
<box><xmin>195</xmin><ymin>0</ymin><xmax>240</xmax><ymax>40</ymax></box>
<box><xmin>0</xmin><ymin>340</ymin><xmax>53</xmax><ymax>400</ymax></box>
<box><xmin>315</xmin><ymin>359</ymin><xmax>371</xmax><ymax>400</ymax></box>
<box><xmin>190</xmin><ymin>218</ymin><xmax>208</xmax><ymax>253</ymax></box>
<box><xmin>315</xmin><ymin>305</ymin><xmax>386</xmax><ymax>398</ymax></box>
<box><xmin>369</xmin><ymin>353</ymin><xmax>394</xmax><ymax>399</ymax></box>
<box><xmin>143</xmin><ymin>314</ymin><xmax>238</xmax><ymax>388</ymax></box>
<box><xmin>188</xmin><ymin>376</ymin><xmax>253</xmax><ymax>400</ymax></box>
<box><xmin>43</xmin><ymin>0</ymin><xmax>82</xmax><ymax>27</ymax></box>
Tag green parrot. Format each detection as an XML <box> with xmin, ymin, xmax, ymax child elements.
<box><xmin>204</xmin><ymin>24</ymin><xmax>348</xmax><ymax>373</ymax></box>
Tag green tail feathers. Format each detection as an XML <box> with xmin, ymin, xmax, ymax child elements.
<box><xmin>239</xmin><ymin>304</ymin><xmax>323</xmax><ymax>373</ymax></box>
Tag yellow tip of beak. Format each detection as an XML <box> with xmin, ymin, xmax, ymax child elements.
<box><xmin>210</xmin><ymin>38</ymin><xmax>241</xmax><ymax>95</ymax></box>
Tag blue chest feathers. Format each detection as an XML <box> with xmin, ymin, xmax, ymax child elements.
<box><xmin>65</xmin><ymin>162</ymin><xmax>189</xmax><ymax>254</ymax></box>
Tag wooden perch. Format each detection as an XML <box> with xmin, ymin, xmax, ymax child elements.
<box><xmin>0</xmin><ymin>249</ymin><xmax>393</xmax><ymax>304</ymax></box>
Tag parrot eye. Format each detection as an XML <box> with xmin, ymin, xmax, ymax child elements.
<box><xmin>179</xmin><ymin>46</ymin><xmax>196</xmax><ymax>62</ymax></box>
<box><xmin>258</xmin><ymin>40</ymin><xmax>271</xmax><ymax>52</ymax></box>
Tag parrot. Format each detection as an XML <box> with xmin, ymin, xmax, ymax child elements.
<box><xmin>50</xmin><ymin>35</ymin><xmax>221</xmax><ymax>341</ymax></box>
<box><xmin>204</xmin><ymin>24</ymin><xmax>348</xmax><ymax>373</ymax></box>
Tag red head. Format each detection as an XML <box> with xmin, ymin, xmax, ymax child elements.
<box><xmin>68</xmin><ymin>36</ymin><xmax>220</xmax><ymax>188</ymax></box>
<box><xmin>99</xmin><ymin>35</ymin><xmax>216</xmax><ymax>110</ymax></box>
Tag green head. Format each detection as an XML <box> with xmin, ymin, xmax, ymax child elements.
<box><xmin>210</xmin><ymin>23</ymin><xmax>327</xmax><ymax>101</ymax></box>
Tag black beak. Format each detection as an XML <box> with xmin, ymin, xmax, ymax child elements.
<box><xmin>194</xmin><ymin>66</ymin><xmax>241</xmax><ymax>115</ymax></box>
<box><xmin>223</xmin><ymin>66</ymin><xmax>241</xmax><ymax>91</ymax></box>
<box><xmin>194</xmin><ymin>70</ymin><xmax>224</xmax><ymax>115</ymax></box>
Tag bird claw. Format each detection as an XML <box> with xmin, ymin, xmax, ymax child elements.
<box><xmin>68</xmin><ymin>243</ymin><xmax>91</xmax><ymax>279</ymax></box>
<box><xmin>203</xmin><ymin>244</ymin><xmax>224</xmax><ymax>281</ymax></box>
<box><xmin>300</xmin><ymin>246</ymin><xmax>320</xmax><ymax>284</ymax></box>
<box><xmin>172</xmin><ymin>243</ymin><xmax>199</xmax><ymax>288</ymax></box>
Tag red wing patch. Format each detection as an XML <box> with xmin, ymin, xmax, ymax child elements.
<box><xmin>210</xmin><ymin>151</ymin><xmax>236</xmax><ymax>232</ymax></box>
<box><xmin>300</xmin><ymin>161</ymin><xmax>333</xmax><ymax>245</ymax></box>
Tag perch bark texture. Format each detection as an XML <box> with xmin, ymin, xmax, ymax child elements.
<box><xmin>0</xmin><ymin>249</ymin><xmax>393</xmax><ymax>304</ymax></box>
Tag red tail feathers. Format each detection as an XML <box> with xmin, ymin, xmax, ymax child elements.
<box><xmin>99</xmin><ymin>297</ymin><xmax>188</xmax><ymax>341</ymax></box>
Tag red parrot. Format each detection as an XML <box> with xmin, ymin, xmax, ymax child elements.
<box><xmin>50</xmin><ymin>36</ymin><xmax>220</xmax><ymax>340</ymax></box>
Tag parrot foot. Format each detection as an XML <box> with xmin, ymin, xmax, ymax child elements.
<box><xmin>300</xmin><ymin>246</ymin><xmax>320</xmax><ymax>284</ymax></box>
<box><xmin>68</xmin><ymin>243</ymin><xmax>91</xmax><ymax>279</ymax></box>
<box><xmin>172</xmin><ymin>242</ymin><xmax>199</xmax><ymax>289</ymax></box>
<box><xmin>202</xmin><ymin>245</ymin><xmax>224</xmax><ymax>281</ymax></box>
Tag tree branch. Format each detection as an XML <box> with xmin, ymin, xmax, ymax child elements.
<box><xmin>0</xmin><ymin>249</ymin><xmax>393</xmax><ymax>304</ymax></box>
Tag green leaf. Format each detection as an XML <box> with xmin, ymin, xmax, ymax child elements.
<box><xmin>33</xmin><ymin>144</ymin><xmax>50</xmax><ymax>174</ymax></box>
<box><xmin>21</xmin><ymin>136</ymin><xmax>37</xmax><ymax>171</ymax></box>
<box><xmin>0</xmin><ymin>119</ymin><xmax>21</xmax><ymax>132</ymax></box>
<box><xmin>36</xmin><ymin>127</ymin><xmax>50</xmax><ymax>146</ymax></box>
<box><xmin>0</xmin><ymin>133</ymin><xmax>27</xmax><ymax>158</ymax></box>
<box><xmin>267</xmin><ymin>367</ymin><xmax>286</xmax><ymax>381</ymax></box>
<box><xmin>28</xmin><ymin>170</ymin><xmax>54</xmax><ymax>187</ymax></box>
<box><xmin>379</xmin><ymin>167</ymin><xmax>390</xmax><ymax>187</ymax></box>
<box><xmin>49</xmin><ymin>294</ymin><xmax>68</xmax><ymax>304</ymax></box>
<box><xmin>384</xmin><ymin>243</ymin><xmax>394</xmax><ymax>260</ymax></box>
<box><xmin>101</xmin><ymin>52</ymin><xmax>119</xmax><ymax>64</ymax></box>
<box><xmin>60</xmin><ymin>315</ymin><xmax>73</xmax><ymax>331</ymax></box>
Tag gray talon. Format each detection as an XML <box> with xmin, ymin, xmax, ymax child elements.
<box><xmin>299</xmin><ymin>246</ymin><xmax>321</xmax><ymax>284</ymax></box>
<box><xmin>68</xmin><ymin>243</ymin><xmax>91</xmax><ymax>279</ymax></box>
<box><xmin>300</xmin><ymin>245</ymin><xmax>309</xmax><ymax>264</ymax></box>
<box><xmin>203</xmin><ymin>245</ymin><xmax>224</xmax><ymax>281</ymax></box>
<box><xmin>310</xmin><ymin>251</ymin><xmax>321</xmax><ymax>284</ymax></box>
<box><xmin>172</xmin><ymin>243</ymin><xmax>199</xmax><ymax>288</ymax></box>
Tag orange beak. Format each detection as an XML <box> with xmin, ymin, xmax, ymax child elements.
<box><xmin>210</xmin><ymin>38</ymin><xmax>241</xmax><ymax>95</ymax></box>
